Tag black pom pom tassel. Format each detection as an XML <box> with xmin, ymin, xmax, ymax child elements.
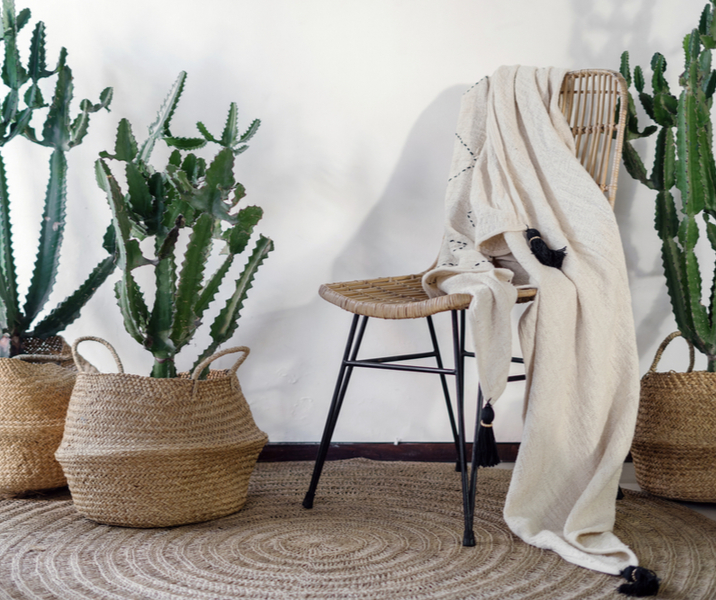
<box><xmin>618</xmin><ymin>566</ymin><xmax>660</xmax><ymax>597</ymax></box>
<box><xmin>476</xmin><ymin>401</ymin><xmax>500</xmax><ymax>467</ymax></box>
<box><xmin>526</xmin><ymin>227</ymin><xmax>566</xmax><ymax>269</ymax></box>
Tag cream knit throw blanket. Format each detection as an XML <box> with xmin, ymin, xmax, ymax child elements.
<box><xmin>422</xmin><ymin>66</ymin><xmax>640</xmax><ymax>575</ymax></box>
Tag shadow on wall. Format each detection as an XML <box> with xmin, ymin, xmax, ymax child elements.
<box><xmin>241</xmin><ymin>86</ymin><xmax>470</xmax><ymax>442</ymax></box>
<box><xmin>331</xmin><ymin>85</ymin><xmax>466</xmax><ymax>282</ymax></box>
<box><xmin>567</xmin><ymin>0</ymin><xmax>674</xmax><ymax>356</ymax></box>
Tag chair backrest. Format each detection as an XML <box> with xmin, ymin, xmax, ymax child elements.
<box><xmin>558</xmin><ymin>70</ymin><xmax>628</xmax><ymax>208</ymax></box>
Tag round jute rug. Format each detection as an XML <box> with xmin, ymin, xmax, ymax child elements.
<box><xmin>0</xmin><ymin>459</ymin><xmax>714</xmax><ymax>599</ymax></box>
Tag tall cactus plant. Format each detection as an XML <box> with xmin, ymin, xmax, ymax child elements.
<box><xmin>620</xmin><ymin>0</ymin><xmax>716</xmax><ymax>371</ymax></box>
<box><xmin>0</xmin><ymin>0</ymin><xmax>115</xmax><ymax>357</ymax></box>
<box><xmin>96</xmin><ymin>72</ymin><xmax>273</xmax><ymax>378</ymax></box>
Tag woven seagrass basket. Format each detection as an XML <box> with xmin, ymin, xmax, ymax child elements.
<box><xmin>632</xmin><ymin>332</ymin><xmax>716</xmax><ymax>502</ymax></box>
<box><xmin>0</xmin><ymin>336</ymin><xmax>79</xmax><ymax>494</ymax></box>
<box><xmin>56</xmin><ymin>337</ymin><xmax>269</xmax><ymax>527</ymax></box>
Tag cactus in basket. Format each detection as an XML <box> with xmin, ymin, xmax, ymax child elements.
<box><xmin>95</xmin><ymin>71</ymin><xmax>273</xmax><ymax>379</ymax></box>
<box><xmin>0</xmin><ymin>0</ymin><xmax>115</xmax><ymax>357</ymax></box>
<box><xmin>620</xmin><ymin>0</ymin><xmax>716</xmax><ymax>371</ymax></box>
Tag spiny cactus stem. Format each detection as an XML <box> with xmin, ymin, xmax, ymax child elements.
<box><xmin>150</xmin><ymin>356</ymin><xmax>177</xmax><ymax>379</ymax></box>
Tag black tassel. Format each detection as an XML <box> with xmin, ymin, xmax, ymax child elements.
<box><xmin>526</xmin><ymin>227</ymin><xmax>567</xmax><ymax>269</ymax></box>
<box><xmin>476</xmin><ymin>401</ymin><xmax>500</xmax><ymax>467</ymax></box>
<box><xmin>618</xmin><ymin>566</ymin><xmax>660</xmax><ymax>597</ymax></box>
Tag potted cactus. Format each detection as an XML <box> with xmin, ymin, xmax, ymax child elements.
<box><xmin>620</xmin><ymin>0</ymin><xmax>716</xmax><ymax>501</ymax></box>
<box><xmin>0</xmin><ymin>0</ymin><xmax>114</xmax><ymax>493</ymax></box>
<box><xmin>55</xmin><ymin>72</ymin><xmax>272</xmax><ymax>527</ymax></box>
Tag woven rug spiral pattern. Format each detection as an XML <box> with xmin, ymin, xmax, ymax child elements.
<box><xmin>0</xmin><ymin>459</ymin><xmax>715</xmax><ymax>599</ymax></box>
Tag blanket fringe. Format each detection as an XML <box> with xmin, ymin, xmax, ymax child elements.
<box><xmin>476</xmin><ymin>401</ymin><xmax>500</xmax><ymax>467</ymax></box>
<box><xmin>618</xmin><ymin>566</ymin><xmax>660</xmax><ymax>597</ymax></box>
<box><xmin>526</xmin><ymin>227</ymin><xmax>566</xmax><ymax>269</ymax></box>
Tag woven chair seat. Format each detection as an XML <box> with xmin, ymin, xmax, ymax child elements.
<box><xmin>319</xmin><ymin>274</ymin><xmax>537</xmax><ymax>320</ymax></box>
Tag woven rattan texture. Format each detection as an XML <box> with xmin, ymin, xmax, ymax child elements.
<box><xmin>0</xmin><ymin>337</ymin><xmax>77</xmax><ymax>493</ymax></box>
<box><xmin>320</xmin><ymin>275</ymin><xmax>537</xmax><ymax>319</ymax></box>
<box><xmin>1</xmin><ymin>459</ymin><xmax>714</xmax><ymax>599</ymax></box>
<box><xmin>321</xmin><ymin>70</ymin><xmax>627</xmax><ymax>319</ymax></box>
<box><xmin>632</xmin><ymin>333</ymin><xmax>716</xmax><ymax>502</ymax></box>
<box><xmin>55</xmin><ymin>367</ymin><xmax>268</xmax><ymax>527</ymax></box>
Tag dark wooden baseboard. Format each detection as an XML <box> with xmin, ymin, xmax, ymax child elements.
<box><xmin>258</xmin><ymin>442</ymin><xmax>521</xmax><ymax>463</ymax></box>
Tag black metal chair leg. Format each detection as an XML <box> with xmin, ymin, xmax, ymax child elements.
<box><xmin>452</xmin><ymin>310</ymin><xmax>476</xmax><ymax>547</ymax></box>
<box><xmin>425</xmin><ymin>315</ymin><xmax>461</xmax><ymax>470</ymax></box>
<box><xmin>303</xmin><ymin>314</ymin><xmax>368</xmax><ymax>509</ymax></box>
<box><xmin>464</xmin><ymin>384</ymin><xmax>486</xmax><ymax>541</ymax></box>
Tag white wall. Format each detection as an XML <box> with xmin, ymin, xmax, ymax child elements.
<box><xmin>6</xmin><ymin>0</ymin><xmax>708</xmax><ymax>443</ymax></box>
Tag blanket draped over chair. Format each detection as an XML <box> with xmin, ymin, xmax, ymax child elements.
<box><xmin>422</xmin><ymin>66</ymin><xmax>640</xmax><ymax>575</ymax></box>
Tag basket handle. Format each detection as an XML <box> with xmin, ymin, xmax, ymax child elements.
<box><xmin>71</xmin><ymin>336</ymin><xmax>124</xmax><ymax>374</ymax></box>
<box><xmin>14</xmin><ymin>352</ymin><xmax>72</xmax><ymax>363</ymax></box>
<box><xmin>648</xmin><ymin>331</ymin><xmax>695</xmax><ymax>374</ymax></box>
<box><xmin>190</xmin><ymin>346</ymin><xmax>250</xmax><ymax>380</ymax></box>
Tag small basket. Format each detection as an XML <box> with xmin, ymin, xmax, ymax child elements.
<box><xmin>56</xmin><ymin>337</ymin><xmax>269</xmax><ymax>527</ymax></box>
<box><xmin>0</xmin><ymin>336</ymin><xmax>78</xmax><ymax>493</ymax></box>
<box><xmin>631</xmin><ymin>332</ymin><xmax>716</xmax><ymax>502</ymax></box>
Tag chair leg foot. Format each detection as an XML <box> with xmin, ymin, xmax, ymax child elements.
<box><xmin>302</xmin><ymin>492</ymin><xmax>315</xmax><ymax>509</ymax></box>
<box><xmin>462</xmin><ymin>529</ymin><xmax>476</xmax><ymax>547</ymax></box>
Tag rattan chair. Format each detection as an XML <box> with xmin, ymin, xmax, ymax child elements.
<box><xmin>303</xmin><ymin>70</ymin><xmax>629</xmax><ymax>546</ymax></box>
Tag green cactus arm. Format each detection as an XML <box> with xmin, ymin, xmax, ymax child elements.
<box><xmin>125</xmin><ymin>162</ymin><xmax>154</xmax><ymax>220</ymax></box>
<box><xmin>21</xmin><ymin>148</ymin><xmax>66</xmax><ymax>328</ymax></box>
<box><xmin>13</xmin><ymin>6</ymin><xmax>28</xmax><ymax>31</ymax></box>
<box><xmin>193</xmin><ymin>253</ymin><xmax>235</xmax><ymax>328</ymax></box>
<box><xmin>634</xmin><ymin>65</ymin><xmax>645</xmax><ymax>92</ymax></box>
<box><xmin>145</xmin><ymin>248</ymin><xmax>177</xmax><ymax>362</ymax></box>
<box><xmin>95</xmin><ymin>158</ymin><xmax>153</xmax><ymax>271</ymax></box>
<box><xmin>3</xmin><ymin>103</ymin><xmax>31</xmax><ymax>143</ymax></box>
<box><xmin>114</xmin><ymin>272</ymin><xmax>149</xmax><ymax>345</ymax></box>
<box><xmin>224</xmin><ymin>205</ymin><xmax>263</xmax><ymax>254</ymax></box>
<box><xmin>183</xmin><ymin>147</ymin><xmax>238</xmax><ymax>223</ymax></box>
<box><xmin>196</xmin><ymin>121</ymin><xmax>218</xmax><ymax>144</ymax></box>
<box><xmin>100</xmin><ymin>118</ymin><xmax>137</xmax><ymax>161</ymax></box>
<box><xmin>0</xmin><ymin>152</ymin><xmax>18</xmax><ymax>329</ymax></box>
<box><xmin>40</xmin><ymin>63</ymin><xmax>72</xmax><ymax>149</ymax></box>
<box><xmin>679</xmin><ymin>216</ymin><xmax>713</xmax><ymax>343</ymax></box>
<box><xmin>676</xmin><ymin>85</ymin><xmax>708</xmax><ymax>214</ymax></box>
<box><xmin>27</xmin><ymin>21</ymin><xmax>51</xmax><ymax>81</ymax></box>
<box><xmin>619</xmin><ymin>51</ymin><xmax>632</xmax><ymax>86</ymax></box>
<box><xmin>191</xmin><ymin>234</ymin><xmax>273</xmax><ymax>376</ymax></box>
<box><xmin>655</xmin><ymin>189</ymin><xmax>679</xmax><ymax>241</ymax></box>
<box><xmin>145</xmin><ymin>220</ymin><xmax>182</xmax><ymax>369</ymax></box>
<box><xmin>170</xmin><ymin>212</ymin><xmax>214</xmax><ymax>350</ymax></box>
<box><xmin>164</xmin><ymin>136</ymin><xmax>206</xmax><ymax>151</ymax></box>
<box><xmin>239</xmin><ymin>118</ymin><xmax>260</xmax><ymax>145</ymax></box>
<box><xmin>651</xmin><ymin>127</ymin><xmax>676</xmax><ymax>192</ymax></box>
<box><xmin>28</xmin><ymin>253</ymin><xmax>116</xmax><ymax>338</ymax></box>
<box><xmin>137</xmin><ymin>71</ymin><xmax>187</xmax><ymax>165</ymax></box>
<box><xmin>1</xmin><ymin>89</ymin><xmax>19</xmax><ymax>131</ymax></box>
<box><xmin>1</xmin><ymin>0</ymin><xmax>29</xmax><ymax>94</ymax></box>
<box><xmin>705</xmin><ymin>216</ymin><xmax>716</xmax><ymax>323</ymax></box>
<box><xmin>220</xmin><ymin>102</ymin><xmax>238</xmax><ymax>147</ymax></box>
<box><xmin>700</xmin><ymin>2</ymin><xmax>713</xmax><ymax>36</ymax></box>
<box><xmin>623</xmin><ymin>140</ymin><xmax>656</xmax><ymax>188</ymax></box>
<box><xmin>661</xmin><ymin>236</ymin><xmax>697</xmax><ymax>343</ymax></box>
<box><xmin>0</xmin><ymin>265</ymin><xmax>10</xmax><ymax>330</ymax></box>
<box><xmin>68</xmin><ymin>89</ymin><xmax>113</xmax><ymax>148</ymax></box>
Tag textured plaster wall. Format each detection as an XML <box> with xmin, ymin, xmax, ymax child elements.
<box><xmin>6</xmin><ymin>0</ymin><xmax>708</xmax><ymax>442</ymax></box>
